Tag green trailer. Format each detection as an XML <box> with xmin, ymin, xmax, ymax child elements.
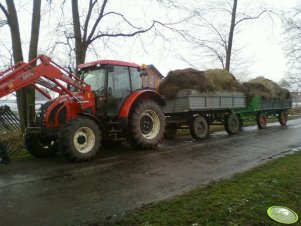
<box><xmin>233</xmin><ymin>96</ymin><xmax>292</xmax><ymax>129</ymax></box>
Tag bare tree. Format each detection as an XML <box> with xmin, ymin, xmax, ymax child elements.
<box><xmin>0</xmin><ymin>0</ymin><xmax>41</xmax><ymax>130</ymax></box>
<box><xmin>284</xmin><ymin>3</ymin><xmax>301</xmax><ymax>91</ymax></box>
<box><xmin>54</xmin><ymin>0</ymin><xmax>189</xmax><ymax>68</ymax></box>
<box><xmin>184</xmin><ymin>0</ymin><xmax>272</xmax><ymax>75</ymax></box>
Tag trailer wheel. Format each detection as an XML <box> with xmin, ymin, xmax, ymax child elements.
<box><xmin>257</xmin><ymin>112</ymin><xmax>267</xmax><ymax>129</ymax></box>
<box><xmin>24</xmin><ymin>133</ymin><xmax>57</xmax><ymax>158</ymax></box>
<box><xmin>190</xmin><ymin>116</ymin><xmax>209</xmax><ymax>140</ymax></box>
<box><xmin>129</xmin><ymin>100</ymin><xmax>165</xmax><ymax>149</ymax></box>
<box><xmin>164</xmin><ymin>124</ymin><xmax>178</xmax><ymax>139</ymax></box>
<box><xmin>278</xmin><ymin>111</ymin><xmax>288</xmax><ymax>126</ymax></box>
<box><xmin>58</xmin><ymin>117</ymin><xmax>101</xmax><ymax>162</ymax></box>
<box><xmin>224</xmin><ymin>113</ymin><xmax>240</xmax><ymax>134</ymax></box>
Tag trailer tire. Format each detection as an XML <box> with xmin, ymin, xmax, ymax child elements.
<box><xmin>164</xmin><ymin>124</ymin><xmax>177</xmax><ymax>139</ymax></box>
<box><xmin>129</xmin><ymin>100</ymin><xmax>165</xmax><ymax>149</ymax></box>
<box><xmin>257</xmin><ymin>112</ymin><xmax>267</xmax><ymax>129</ymax></box>
<box><xmin>24</xmin><ymin>133</ymin><xmax>57</xmax><ymax>158</ymax></box>
<box><xmin>190</xmin><ymin>116</ymin><xmax>209</xmax><ymax>140</ymax></box>
<box><xmin>58</xmin><ymin>117</ymin><xmax>101</xmax><ymax>162</ymax></box>
<box><xmin>224</xmin><ymin>113</ymin><xmax>240</xmax><ymax>134</ymax></box>
<box><xmin>278</xmin><ymin>111</ymin><xmax>288</xmax><ymax>126</ymax></box>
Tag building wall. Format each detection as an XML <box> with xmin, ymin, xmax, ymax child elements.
<box><xmin>142</xmin><ymin>67</ymin><xmax>163</xmax><ymax>89</ymax></box>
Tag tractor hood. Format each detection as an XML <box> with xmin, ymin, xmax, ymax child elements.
<box><xmin>43</xmin><ymin>91</ymin><xmax>96</xmax><ymax>129</ymax></box>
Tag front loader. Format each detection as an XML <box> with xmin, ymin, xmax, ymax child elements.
<box><xmin>0</xmin><ymin>55</ymin><xmax>165</xmax><ymax>162</ymax></box>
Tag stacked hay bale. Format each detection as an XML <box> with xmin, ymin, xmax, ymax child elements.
<box><xmin>243</xmin><ymin>76</ymin><xmax>291</xmax><ymax>101</ymax></box>
<box><xmin>158</xmin><ymin>68</ymin><xmax>245</xmax><ymax>99</ymax></box>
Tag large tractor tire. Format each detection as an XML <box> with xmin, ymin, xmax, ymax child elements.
<box><xmin>129</xmin><ymin>100</ymin><xmax>165</xmax><ymax>149</ymax></box>
<box><xmin>190</xmin><ymin>115</ymin><xmax>209</xmax><ymax>140</ymax></box>
<box><xmin>24</xmin><ymin>133</ymin><xmax>57</xmax><ymax>158</ymax></box>
<box><xmin>257</xmin><ymin>112</ymin><xmax>267</xmax><ymax>129</ymax></box>
<box><xmin>58</xmin><ymin>117</ymin><xmax>101</xmax><ymax>162</ymax></box>
<box><xmin>164</xmin><ymin>124</ymin><xmax>178</xmax><ymax>139</ymax></box>
<box><xmin>278</xmin><ymin>111</ymin><xmax>288</xmax><ymax>126</ymax></box>
<box><xmin>224</xmin><ymin>113</ymin><xmax>240</xmax><ymax>134</ymax></box>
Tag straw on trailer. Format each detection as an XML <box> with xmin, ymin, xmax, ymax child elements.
<box><xmin>158</xmin><ymin>68</ymin><xmax>245</xmax><ymax>99</ymax></box>
<box><xmin>243</xmin><ymin>76</ymin><xmax>291</xmax><ymax>100</ymax></box>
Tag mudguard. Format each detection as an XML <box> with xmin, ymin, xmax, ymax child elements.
<box><xmin>118</xmin><ymin>89</ymin><xmax>165</xmax><ymax>119</ymax></box>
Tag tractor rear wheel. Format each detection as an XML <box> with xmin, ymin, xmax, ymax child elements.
<box><xmin>129</xmin><ymin>100</ymin><xmax>165</xmax><ymax>149</ymax></box>
<box><xmin>58</xmin><ymin>117</ymin><xmax>101</xmax><ymax>162</ymax></box>
<box><xmin>257</xmin><ymin>112</ymin><xmax>267</xmax><ymax>129</ymax></box>
<box><xmin>24</xmin><ymin>133</ymin><xmax>57</xmax><ymax>158</ymax></box>
<box><xmin>224</xmin><ymin>113</ymin><xmax>240</xmax><ymax>134</ymax></box>
<box><xmin>190</xmin><ymin>116</ymin><xmax>209</xmax><ymax>140</ymax></box>
<box><xmin>278</xmin><ymin>111</ymin><xmax>288</xmax><ymax>126</ymax></box>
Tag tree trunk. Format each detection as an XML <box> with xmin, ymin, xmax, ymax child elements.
<box><xmin>3</xmin><ymin>0</ymin><xmax>41</xmax><ymax>131</ymax></box>
<box><xmin>5</xmin><ymin>0</ymin><xmax>26</xmax><ymax>131</ymax></box>
<box><xmin>75</xmin><ymin>44</ymin><xmax>87</xmax><ymax>66</ymax></box>
<box><xmin>5</xmin><ymin>1</ymin><xmax>23</xmax><ymax>63</ymax></box>
<box><xmin>29</xmin><ymin>0</ymin><xmax>41</xmax><ymax>61</ymax></box>
<box><xmin>27</xmin><ymin>0</ymin><xmax>41</xmax><ymax>125</ymax></box>
<box><xmin>225</xmin><ymin>0</ymin><xmax>237</xmax><ymax>72</ymax></box>
<box><xmin>71</xmin><ymin>0</ymin><xmax>87</xmax><ymax>67</ymax></box>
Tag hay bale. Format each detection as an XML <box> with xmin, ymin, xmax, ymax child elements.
<box><xmin>158</xmin><ymin>68</ymin><xmax>245</xmax><ymax>99</ymax></box>
<box><xmin>203</xmin><ymin>69</ymin><xmax>245</xmax><ymax>92</ymax></box>
<box><xmin>158</xmin><ymin>68</ymin><xmax>214</xmax><ymax>99</ymax></box>
<box><xmin>243</xmin><ymin>76</ymin><xmax>291</xmax><ymax>100</ymax></box>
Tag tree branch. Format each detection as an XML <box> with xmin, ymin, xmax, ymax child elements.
<box><xmin>0</xmin><ymin>3</ymin><xmax>9</xmax><ymax>20</ymax></box>
<box><xmin>235</xmin><ymin>9</ymin><xmax>269</xmax><ymax>26</ymax></box>
<box><xmin>83</xmin><ymin>0</ymin><xmax>97</xmax><ymax>42</ymax></box>
<box><xmin>87</xmin><ymin>0</ymin><xmax>108</xmax><ymax>42</ymax></box>
<box><xmin>102</xmin><ymin>12</ymin><xmax>142</xmax><ymax>29</ymax></box>
<box><xmin>90</xmin><ymin>21</ymin><xmax>156</xmax><ymax>43</ymax></box>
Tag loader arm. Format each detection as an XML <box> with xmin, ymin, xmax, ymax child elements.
<box><xmin>0</xmin><ymin>55</ymin><xmax>91</xmax><ymax>101</ymax></box>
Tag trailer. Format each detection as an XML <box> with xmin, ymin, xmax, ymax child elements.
<box><xmin>163</xmin><ymin>89</ymin><xmax>246</xmax><ymax>139</ymax></box>
<box><xmin>233</xmin><ymin>96</ymin><xmax>292</xmax><ymax>129</ymax></box>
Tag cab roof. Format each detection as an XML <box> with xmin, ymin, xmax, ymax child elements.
<box><xmin>78</xmin><ymin>60</ymin><xmax>140</xmax><ymax>69</ymax></box>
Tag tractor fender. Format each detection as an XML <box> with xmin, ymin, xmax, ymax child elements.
<box><xmin>118</xmin><ymin>89</ymin><xmax>165</xmax><ymax>119</ymax></box>
<box><xmin>77</xmin><ymin>113</ymin><xmax>105</xmax><ymax>130</ymax></box>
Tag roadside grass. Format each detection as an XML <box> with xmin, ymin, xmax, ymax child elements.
<box><xmin>113</xmin><ymin>152</ymin><xmax>301</xmax><ymax>226</ymax></box>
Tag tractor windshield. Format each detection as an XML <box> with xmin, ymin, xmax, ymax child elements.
<box><xmin>80</xmin><ymin>68</ymin><xmax>106</xmax><ymax>94</ymax></box>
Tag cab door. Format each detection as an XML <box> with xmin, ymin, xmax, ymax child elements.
<box><xmin>107</xmin><ymin>65</ymin><xmax>131</xmax><ymax>116</ymax></box>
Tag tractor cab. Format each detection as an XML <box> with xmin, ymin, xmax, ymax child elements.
<box><xmin>78</xmin><ymin>60</ymin><xmax>142</xmax><ymax>116</ymax></box>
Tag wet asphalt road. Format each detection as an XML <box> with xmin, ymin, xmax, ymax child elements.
<box><xmin>1</xmin><ymin>118</ymin><xmax>301</xmax><ymax>226</ymax></box>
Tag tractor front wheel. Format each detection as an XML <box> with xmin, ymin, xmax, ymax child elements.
<box><xmin>129</xmin><ymin>100</ymin><xmax>165</xmax><ymax>149</ymax></box>
<box><xmin>24</xmin><ymin>133</ymin><xmax>57</xmax><ymax>158</ymax></box>
<box><xmin>58</xmin><ymin>117</ymin><xmax>101</xmax><ymax>162</ymax></box>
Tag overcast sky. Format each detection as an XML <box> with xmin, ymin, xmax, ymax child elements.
<box><xmin>0</xmin><ymin>0</ymin><xmax>298</xmax><ymax>83</ymax></box>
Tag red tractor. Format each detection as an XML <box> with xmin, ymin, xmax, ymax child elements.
<box><xmin>0</xmin><ymin>55</ymin><xmax>166</xmax><ymax>162</ymax></box>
